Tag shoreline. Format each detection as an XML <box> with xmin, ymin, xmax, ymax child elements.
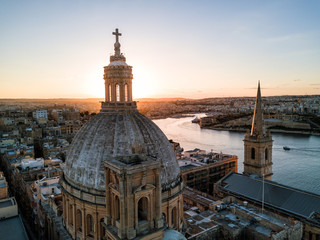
<box><xmin>201</xmin><ymin>126</ymin><xmax>320</xmax><ymax>136</ymax></box>
<box><xmin>151</xmin><ymin>114</ymin><xmax>320</xmax><ymax>136</ymax></box>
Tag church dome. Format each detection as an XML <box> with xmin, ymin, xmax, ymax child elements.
<box><xmin>64</xmin><ymin>111</ymin><xmax>181</xmax><ymax>195</ymax></box>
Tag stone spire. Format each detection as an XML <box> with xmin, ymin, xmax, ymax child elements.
<box><xmin>243</xmin><ymin>81</ymin><xmax>273</xmax><ymax>180</ymax></box>
<box><xmin>250</xmin><ymin>81</ymin><xmax>265</xmax><ymax>137</ymax></box>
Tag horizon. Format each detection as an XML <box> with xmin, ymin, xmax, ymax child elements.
<box><xmin>1</xmin><ymin>1</ymin><xmax>320</xmax><ymax>99</ymax></box>
<box><xmin>1</xmin><ymin>93</ymin><xmax>319</xmax><ymax>101</ymax></box>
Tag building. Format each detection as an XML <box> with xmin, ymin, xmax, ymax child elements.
<box><xmin>184</xmin><ymin>196</ymin><xmax>302</xmax><ymax>240</ymax></box>
<box><xmin>0</xmin><ymin>172</ymin><xmax>29</xmax><ymax>240</ymax></box>
<box><xmin>179</xmin><ymin>151</ymin><xmax>237</xmax><ymax>195</ymax></box>
<box><xmin>0</xmin><ymin>171</ymin><xmax>8</xmax><ymax>199</ymax></box>
<box><xmin>33</xmin><ymin>109</ymin><xmax>48</xmax><ymax>120</ymax></box>
<box><xmin>60</xmin><ymin>29</ymin><xmax>185</xmax><ymax>240</ymax></box>
<box><xmin>215</xmin><ymin>172</ymin><xmax>320</xmax><ymax>239</ymax></box>
<box><xmin>243</xmin><ymin>82</ymin><xmax>273</xmax><ymax>180</ymax></box>
<box><xmin>213</xmin><ymin>82</ymin><xmax>320</xmax><ymax>239</ymax></box>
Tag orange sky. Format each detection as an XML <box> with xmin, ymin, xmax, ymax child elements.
<box><xmin>1</xmin><ymin>1</ymin><xmax>320</xmax><ymax>99</ymax></box>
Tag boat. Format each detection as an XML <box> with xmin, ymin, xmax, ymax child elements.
<box><xmin>192</xmin><ymin>117</ymin><xmax>200</xmax><ymax>123</ymax></box>
<box><xmin>283</xmin><ymin>146</ymin><xmax>290</xmax><ymax>151</ymax></box>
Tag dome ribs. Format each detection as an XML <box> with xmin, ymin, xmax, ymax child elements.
<box><xmin>64</xmin><ymin>112</ymin><xmax>181</xmax><ymax>194</ymax></box>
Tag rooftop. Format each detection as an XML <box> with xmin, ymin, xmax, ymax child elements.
<box><xmin>0</xmin><ymin>215</ymin><xmax>29</xmax><ymax>240</ymax></box>
<box><xmin>218</xmin><ymin>172</ymin><xmax>320</xmax><ymax>226</ymax></box>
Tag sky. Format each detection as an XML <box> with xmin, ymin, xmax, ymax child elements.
<box><xmin>0</xmin><ymin>0</ymin><xmax>320</xmax><ymax>99</ymax></box>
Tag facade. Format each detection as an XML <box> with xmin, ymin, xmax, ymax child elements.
<box><xmin>180</xmin><ymin>152</ymin><xmax>237</xmax><ymax>195</ymax></box>
<box><xmin>33</xmin><ymin>109</ymin><xmax>48</xmax><ymax>120</ymax></box>
<box><xmin>61</xmin><ymin>29</ymin><xmax>184</xmax><ymax>240</ymax></box>
<box><xmin>243</xmin><ymin>82</ymin><xmax>273</xmax><ymax>180</ymax></box>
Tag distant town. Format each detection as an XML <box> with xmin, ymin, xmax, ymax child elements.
<box><xmin>0</xmin><ymin>94</ymin><xmax>319</xmax><ymax>239</ymax></box>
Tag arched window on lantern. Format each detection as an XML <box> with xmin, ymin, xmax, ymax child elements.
<box><xmin>125</xmin><ymin>84</ymin><xmax>128</xmax><ymax>102</ymax></box>
<box><xmin>116</xmin><ymin>84</ymin><xmax>120</xmax><ymax>102</ymax></box>
<box><xmin>108</xmin><ymin>84</ymin><xmax>112</xmax><ymax>101</ymax></box>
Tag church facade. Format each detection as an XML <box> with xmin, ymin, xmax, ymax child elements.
<box><xmin>61</xmin><ymin>29</ymin><xmax>184</xmax><ymax>240</ymax></box>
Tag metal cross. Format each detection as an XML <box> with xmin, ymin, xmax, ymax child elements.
<box><xmin>112</xmin><ymin>28</ymin><xmax>122</xmax><ymax>42</ymax></box>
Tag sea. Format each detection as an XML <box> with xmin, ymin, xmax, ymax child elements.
<box><xmin>153</xmin><ymin>114</ymin><xmax>320</xmax><ymax>195</ymax></box>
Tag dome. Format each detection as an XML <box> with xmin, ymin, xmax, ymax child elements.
<box><xmin>64</xmin><ymin>111</ymin><xmax>181</xmax><ymax>194</ymax></box>
<box><xmin>108</xmin><ymin>60</ymin><xmax>128</xmax><ymax>67</ymax></box>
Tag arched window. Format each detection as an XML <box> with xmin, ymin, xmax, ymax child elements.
<box><xmin>108</xmin><ymin>84</ymin><xmax>112</xmax><ymax>101</ymax></box>
<box><xmin>68</xmin><ymin>204</ymin><xmax>73</xmax><ymax>225</ymax></box>
<box><xmin>100</xmin><ymin>218</ymin><xmax>105</xmax><ymax>240</ymax></box>
<box><xmin>138</xmin><ymin>197</ymin><xmax>148</xmax><ymax>221</ymax></box>
<box><xmin>76</xmin><ymin>209</ymin><xmax>82</xmax><ymax>232</ymax></box>
<box><xmin>265</xmin><ymin>148</ymin><xmax>268</xmax><ymax>161</ymax></box>
<box><xmin>125</xmin><ymin>84</ymin><xmax>128</xmax><ymax>102</ymax></box>
<box><xmin>114</xmin><ymin>195</ymin><xmax>120</xmax><ymax>220</ymax></box>
<box><xmin>171</xmin><ymin>207</ymin><xmax>177</xmax><ymax>228</ymax></box>
<box><xmin>251</xmin><ymin>148</ymin><xmax>255</xmax><ymax>160</ymax></box>
<box><xmin>87</xmin><ymin>214</ymin><xmax>94</xmax><ymax>236</ymax></box>
<box><xmin>116</xmin><ymin>84</ymin><xmax>120</xmax><ymax>102</ymax></box>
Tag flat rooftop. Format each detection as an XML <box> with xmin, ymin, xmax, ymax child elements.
<box><xmin>218</xmin><ymin>172</ymin><xmax>320</xmax><ymax>225</ymax></box>
<box><xmin>0</xmin><ymin>215</ymin><xmax>28</xmax><ymax>240</ymax></box>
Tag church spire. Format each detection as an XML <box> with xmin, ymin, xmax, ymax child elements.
<box><xmin>250</xmin><ymin>81</ymin><xmax>265</xmax><ymax>137</ymax></box>
<box><xmin>243</xmin><ymin>81</ymin><xmax>273</xmax><ymax>180</ymax></box>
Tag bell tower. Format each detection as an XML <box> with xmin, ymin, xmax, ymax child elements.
<box><xmin>243</xmin><ymin>82</ymin><xmax>273</xmax><ymax>180</ymax></box>
<box><xmin>101</xmin><ymin>28</ymin><xmax>137</xmax><ymax>112</ymax></box>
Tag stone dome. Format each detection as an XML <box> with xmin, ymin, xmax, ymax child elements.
<box><xmin>64</xmin><ymin>111</ymin><xmax>181</xmax><ymax>195</ymax></box>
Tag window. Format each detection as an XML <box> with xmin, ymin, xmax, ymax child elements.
<box><xmin>138</xmin><ymin>197</ymin><xmax>148</xmax><ymax>221</ymax></box>
<box><xmin>100</xmin><ymin>218</ymin><xmax>105</xmax><ymax>240</ymax></box>
<box><xmin>125</xmin><ymin>84</ymin><xmax>128</xmax><ymax>102</ymax></box>
<box><xmin>116</xmin><ymin>84</ymin><xmax>120</xmax><ymax>102</ymax></box>
<box><xmin>76</xmin><ymin>209</ymin><xmax>82</xmax><ymax>232</ymax></box>
<box><xmin>265</xmin><ymin>148</ymin><xmax>268</xmax><ymax>161</ymax></box>
<box><xmin>68</xmin><ymin>204</ymin><xmax>73</xmax><ymax>225</ymax></box>
<box><xmin>87</xmin><ymin>214</ymin><xmax>94</xmax><ymax>235</ymax></box>
<box><xmin>251</xmin><ymin>148</ymin><xmax>255</xmax><ymax>160</ymax></box>
<box><xmin>108</xmin><ymin>85</ymin><xmax>112</xmax><ymax>101</ymax></box>
<box><xmin>114</xmin><ymin>195</ymin><xmax>120</xmax><ymax>220</ymax></box>
<box><xmin>171</xmin><ymin>207</ymin><xmax>177</xmax><ymax>228</ymax></box>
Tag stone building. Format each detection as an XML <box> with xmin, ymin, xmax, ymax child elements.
<box><xmin>179</xmin><ymin>152</ymin><xmax>237</xmax><ymax>195</ymax></box>
<box><xmin>243</xmin><ymin>82</ymin><xmax>273</xmax><ymax>180</ymax></box>
<box><xmin>61</xmin><ymin>29</ymin><xmax>184</xmax><ymax>240</ymax></box>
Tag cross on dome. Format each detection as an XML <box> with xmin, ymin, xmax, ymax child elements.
<box><xmin>113</xmin><ymin>28</ymin><xmax>122</xmax><ymax>43</ymax></box>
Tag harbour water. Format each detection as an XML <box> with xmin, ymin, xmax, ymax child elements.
<box><xmin>153</xmin><ymin>114</ymin><xmax>320</xmax><ymax>195</ymax></box>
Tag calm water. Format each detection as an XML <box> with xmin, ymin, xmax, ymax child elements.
<box><xmin>153</xmin><ymin>114</ymin><xmax>320</xmax><ymax>195</ymax></box>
